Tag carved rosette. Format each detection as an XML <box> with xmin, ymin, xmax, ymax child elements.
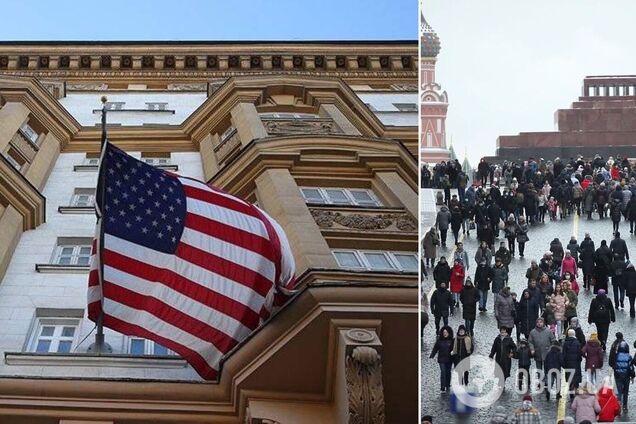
<box><xmin>346</xmin><ymin>346</ymin><xmax>385</xmax><ymax>424</ymax></box>
<box><xmin>310</xmin><ymin>209</ymin><xmax>416</xmax><ymax>232</ymax></box>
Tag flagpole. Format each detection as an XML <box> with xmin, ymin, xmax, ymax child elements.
<box><xmin>88</xmin><ymin>96</ymin><xmax>111</xmax><ymax>354</ymax></box>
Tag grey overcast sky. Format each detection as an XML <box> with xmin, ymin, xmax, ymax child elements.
<box><xmin>424</xmin><ymin>0</ymin><xmax>636</xmax><ymax>167</ymax></box>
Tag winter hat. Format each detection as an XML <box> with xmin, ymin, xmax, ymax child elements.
<box><xmin>567</xmin><ymin>329</ymin><xmax>576</xmax><ymax>337</ymax></box>
<box><xmin>523</xmin><ymin>393</ymin><xmax>532</xmax><ymax>402</ymax></box>
<box><xmin>598</xmin><ymin>289</ymin><xmax>606</xmax><ymax>297</ymax></box>
<box><xmin>551</xmin><ymin>339</ymin><xmax>561</xmax><ymax>347</ymax></box>
<box><xmin>590</xmin><ymin>332</ymin><xmax>598</xmax><ymax>341</ymax></box>
<box><xmin>616</xmin><ymin>332</ymin><xmax>624</xmax><ymax>340</ymax></box>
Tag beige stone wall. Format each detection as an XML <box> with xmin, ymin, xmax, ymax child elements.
<box><xmin>374</xmin><ymin>171</ymin><xmax>417</xmax><ymax>218</ymax></box>
<box><xmin>0</xmin><ymin>102</ymin><xmax>30</xmax><ymax>153</ymax></box>
<box><xmin>199</xmin><ymin>133</ymin><xmax>219</xmax><ymax>181</ymax></box>
<box><xmin>231</xmin><ymin>103</ymin><xmax>268</xmax><ymax>145</ymax></box>
<box><xmin>0</xmin><ymin>204</ymin><xmax>23</xmax><ymax>284</ymax></box>
<box><xmin>255</xmin><ymin>168</ymin><xmax>337</xmax><ymax>273</ymax></box>
<box><xmin>24</xmin><ymin>132</ymin><xmax>61</xmax><ymax>190</ymax></box>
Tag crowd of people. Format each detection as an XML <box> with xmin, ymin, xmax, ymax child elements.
<box><xmin>422</xmin><ymin>154</ymin><xmax>636</xmax><ymax>422</ymax></box>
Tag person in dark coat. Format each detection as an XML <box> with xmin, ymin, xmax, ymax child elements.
<box><xmin>609</xmin><ymin>332</ymin><xmax>625</xmax><ymax>370</ymax></box>
<box><xmin>610</xmin><ymin>253</ymin><xmax>627</xmax><ymax>309</ymax></box>
<box><xmin>430</xmin><ymin>283</ymin><xmax>453</xmax><ymax>334</ymax></box>
<box><xmin>490</xmin><ymin>326</ymin><xmax>517</xmax><ymax>388</ymax></box>
<box><xmin>567</xmin><ymin>236</ymin><xmax>580</xmax><ymax>264</ymax></box>
<box><xmin>550</xmin><ymin>238</ymin><xmax>565</xmax><ymax>268</ymax></box>
<box><xmin>627</xmin><ymin>195</ymin><xmax>636</xmax><ymax>233</ymax></box>
<box><xmin>474</xmin><ymin>259</ymin><xmax>493</xmax><ymax>312</ymax></box>
<box><xmin>624</xmin><ymin>263</ymin><xmax>636</xmax><ymax>318</ymax></box>
<box><xmin>544</xmin><ymin>340</ymin><xmax>563</xmax><ymax>400</ymax></box>
<box><xmin>452</xmin><ymin>324</ymin><xmax>473</xmax><ymax>385</ymax></box>
<box><xmin>562</xmin><ymin>329</ymin><xmax>583</xmax><ymax>398</ymax></box>
<box><xmin>460</xmin><ymin>278</ymin><xmax>480</xmax><ymax>335</ymax></box>
<box><xmin>433</xmin><ymin>257</ymin><xmax>451</xmax><ymax>289</ymax></box>
<box><xmin>594</xmin><ymin>241</ymin><xmax>612</xmax><ymax>294</ymax></box>
<box><xmin>517</xmin><ymin>289</ymin><xmax>540</xmax><ymax>340</ymax></box>
<box><xmin>612</xmin><ymin>341</ymin><xmax>634</xmax><ymax>411</ymax></box>
<box><xmin>580</xmin><ymin>233</ymin><xmax>596</xmax><ymax>290</ymax></box>
<box><xmin>450</xmin><ymin>206</ymin><xmax>463</xmax><ymax>246</ymax></box>
<box><xmin>514</xmin><ymin>336</ymin><xmax>533</xmax><ymax>391</ymax></box>
<box><xmin>430</xmin><ymin>326</ymin><xmax>454</xmax><ymax>392</ymax></box>
<box><xmin>568</xmin><ymin>316</ymin><xmax>586</xmax><ymax>348</ymax></box>
<box><xmin>610</xmin><ymin>231</ymin><xmax>630</xmax><ymax>261</ymax></box>
<box><xmin>611</xmin><ymin>198</ymin><xmax>623</xmax><ymax>233</ymax></box>
<box><xmin>495</xmin><ymin>240</ymin><xmax>512</xmax><ymax>270</ymax></box>
<box><xmin>516</xmin><ymin>216</ymin><xmax>530</xmax><ymax>257</ymax></box>
<box><xmin>587</xmin><ymin>289</ymin><xmax>616</xmax><ymax>350</ymax></box>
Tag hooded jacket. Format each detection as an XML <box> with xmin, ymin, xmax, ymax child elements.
<box><xmin>597</xmin><ymin>386</ymin><xmax>621</xmax><ymax>422</ymax></box>
<box><xmin>460</xmin><ymin>282</ymin><xmax>480</xmax><ymax>320</ymax></box>
<box><xmin>430</xmin><ymin>287</ymin><xmax>453</xmax><ymax>318</ymax></box>
<box><xmin>495</xmin><ymin>290</ymin><xmax>516</xmax><ymax>328</ymax></box>
<box><xmin>433</xmin><ymin>260</ymin><xmax>451</xmax><ymax>288</ymax></box>
<box><xmin>430</xmin><ymin>326</ymin><xmax>454</xmax><ymax>364</ymax></box>
<box><xmin>528</xmin><ymin>324</ymin><xmax>556</xmax><ymax>361</ymax></box>
<box><xmin>435</xmin><ymin>206</ymin><xmax>451</xmax><ymax>230</ymax></box>
<box><xmin>582</xmin><ymin>339</ymin><xmax>604</xmax><ymax>370</ymax></box>
<box><xmin>571</xmin><ymin>391</ymin><xmax>601</xmax><ymax>424</ymax></box>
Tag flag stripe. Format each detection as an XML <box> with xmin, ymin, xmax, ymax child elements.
<box><xmin>104</xmin><ymin>234</ymin><xmax>265</xmax><ymax>312</ymax></box>
<box><xmin>184</xmin><ymin>212</ymin><xmax>276</xmax><ymax>263</ymax></box>
<box><xmin>176</xmin><ymin>241</ymin><xmax>273</xmax><ymax>298</ymax></box>
<box><xmin>102</xmin><ymin>309</ymin><xmax>218</xmax><ymax>380</ymax></box>
<box><xmin>179</xmin><ymin>177</ymin><xmax>252</xmax><ymax>210</ymax></box>
<box><xmin>186</xmin><ymin>196</ymin><xmax>269</xmax><ymax>239</ymax></box>
<box><xmin>180</xmin><ymin>225</ymin><xmax>275</xmax><ymax>281</ymax></box>
<box><xmin>102</xmin><ymin>252</ymin><xmax>260</xmax><ymax>330</ymax></box>
<box><xmin>103</xmin><ymin>282</ymin><xmax>239</xmax><ymax>353</ymax></box>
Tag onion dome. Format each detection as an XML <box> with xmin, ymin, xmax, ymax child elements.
<box><xmin>421</xmin><ymin>13</ymin><xmax>441</xmax><ymax>58</ymax></box>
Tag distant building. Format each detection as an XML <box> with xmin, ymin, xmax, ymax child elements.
<box><xmin>420</xmin><ymin>11</ymin><xmax>451</xmax><ymax>164</ymax></box>
<box><xmin>496</xmin><ymin>75</ymin><xmax>636</xmax><ymax>160</ymax></box>
<box><xmin>0</xmin><ymin>41</ymin><xmax>418</xmax><ymax>423</ymax></box>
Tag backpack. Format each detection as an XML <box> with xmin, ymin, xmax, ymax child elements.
<box><xmin>596</xmin><ymin>301</ymin><xmax>611</xmax><ymax>321</ymax></box>
<box><xmin>615</xmin><ymin>351</ymin><xmax>632</xmax><ymax>376</ymax></box>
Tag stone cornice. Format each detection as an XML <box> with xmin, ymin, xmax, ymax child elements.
<box><xmin>0</xmin><ymin>284</ymin><xmax>416</xmax><ymax>423</ymax></box>
<box><xmin>0</xmin><ymin>41</ymin><xmax>418</xmax><ymax>85</ymax></box>
<box><xmin>0</xmin><ymin>76</ymin><xmax>80</xmax><ymax>145</ymax></box>
<box><xmin>208</xmin><ymin>135</ymin><xmax>418</xmax><ymax>197</ymax></box>
<box><xmin>0</xmin><ymin>154</ymin><xmax>45</xmax><ymax>230</ymax></box>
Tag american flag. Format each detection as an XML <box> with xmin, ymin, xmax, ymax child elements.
<box><xmin>88</xmin><ymin>143</ymin><xmax>296</xmax><ymax>380</ymax></box>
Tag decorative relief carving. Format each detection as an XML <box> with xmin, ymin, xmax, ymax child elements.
<box><xmin>310</xmin><ymin>209</ymin><xmax>416</xmax><ymax>232</ymax></box>
<box><xmin>166</xmin><ymin>83</ymin><xmax>207</xmax><ymax>91</ymax></box>
<box><xmin>346</xmin><ymin>328</ymin><xmax>375</xmax><ymax>343</ymax></box>
<box><xmin>262</xmin><ymin>118</ymin><xmax>342</xmax><ymax>136</ymax></box>
<box><xmin>346</xmin><ymin>346</ymin><xmax>385</xmax><ymax>424</ymax></box>
<box><xmin>66</xmin><ymin>82</ymin><xmax>108</xmax><ymax>91</ymax></box>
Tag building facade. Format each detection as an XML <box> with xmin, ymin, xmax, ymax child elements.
<box><xmin>496</xmin><ymin>75</ymin><xmax>636</xmax><ymax>160</ymax></box>
<box><xmin>0</xmin><ymin>42</ymin><xmax>418</xmax><ymax>423</ymax></box>
<box><xmin>420</xmin><ymin>12</ymin><xmax>450</xmax><ymax>164</ymax></box>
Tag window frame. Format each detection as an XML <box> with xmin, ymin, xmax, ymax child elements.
<box><xmin>300</xmin><ymin>187</ymin><xmax>382</xmax><ymax>207</ymax></box>
<box><xmin>392</xmin><ymin>102</ymin><xmax>418</xmax><ymax>112</ymax></box>
<box><xmin>145</xmin><ymin>102</ymin><xmax>169</xmax><ymax>111</ymax></box>
<box><xmin>53</xmin><ymin>241</ymin><xmax>92</xmax><ymax>266</ymax></box>
<box><xmin>28</xmin><ymin>318</ymin><xmax>80</xmax><ymax>354</ymax></box>
<box><xmin>126</xmin><ymin>336</ymin><xmax>177</xmax><ymax>356</ymax></box>
<box><xmin>3</xmin><ymin>149</ymin><xmax>25</xmax><ymax>171</ymax></box>
<box><xmin>19</xmin><ymin>123</ymin><xmax>40</xmax><ymax>145</ymax></box>
<box><xmin>104</xmin><ymin>101</ymin><xmax>125</xmax><ymax>111</ymax></box>
<box><xmin>332</xmin><ymin>249</ymin><xmax>418</xmax><ymax>272</ymax></box>
<box><xmin>70</xmin><ymin>188</ymin><xmax>96</xmax><ymax>207</ymax></box>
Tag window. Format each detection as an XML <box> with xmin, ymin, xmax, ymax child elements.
<box><xmin>332</xmin><ymin>250</ymin><xmax>418</xmax><ymax>272</ymax></box>
<box><xmin>259</xmin><ymin>112</ymin><xmax>319</xmax><ymax>119</ymax></box>
<box><xmin>29</xmin><ymin>318</ymin><xmax>80</xmax><ymax>353</ymax></box>
<box><xmin>3</xmin><ymin>147</ymin><xmax>26</xmax><ymax>171</ymax></box>
<box><xmin>393</xmin><ymin>103</ymin><xmax>417</xmax><ymax>112</ymax></box>
<box><xmin>104</xmin><ymin>102</ymin><xmax>125</xmax><ymax>111</ymax></box>
<box><xmin>54</xmin><ymin>238</ymin><xmax>92</xmax><ymax>266</ymax></box>
<box><xmin>146</xmin><ymin>102</ymin><xmax>168</xmax><ymax>111</ymax></box>
<box><xmin>85</xmin><ymin>157</ymin><xmax>99</xmax><ymax>166</ymax></box>
<box><xmin>127</xmin><ymin>337</ymin><xmax>176</xmax><ymax>356</ymax></box>
<box><xmin>300</xmin><ymin>187</ymin><xmax>382</xmax><ymax>207</ymax></box>
<box><xmin>19</xmin><ymin>123</ymin><xmax>39</xmax><ymax>144</ymax></box>
<box><xmin>220</xmin><ymin>126</ymin><xmax>237</xmax><ymax>143</ymax></box>
<box><xmin>364</xmin><ymin>103</ymin><xmax>378</xmax><ymax>112</ymax></box>
<box><xmin>142</xmin><ymin>157</ymin><xmax>170</xmax><ymax>166</ymax></box>
<box><xmin>71</xmin><ymin>188</ymin><xmax>96</xmax><ymax>207</ymax></box>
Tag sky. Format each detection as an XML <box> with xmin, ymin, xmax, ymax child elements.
<box><xmin>424</xmin><ymin>0</ymin><xmax>636</xmax><ymax>167</ymax></box>
<box><xmin>0</xmin><ymin>0</ymin><xmax>416</xmax><ymax>41</ymax></box>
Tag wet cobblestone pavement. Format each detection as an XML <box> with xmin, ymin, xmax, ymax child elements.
<box><xmin>421</xmin><ymin>188</ymin><xmax>636</xmax><ymax>423</ymax></box>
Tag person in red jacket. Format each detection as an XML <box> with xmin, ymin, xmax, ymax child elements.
<box><xmin>450</xmin><ymin>259</ymin><xmax>466</xmax><ymax>308</ymax></box>
<box><xmin>598</xmin><ymin>379</ymin><xmax>620</xmax><ymax>422</ymax></box>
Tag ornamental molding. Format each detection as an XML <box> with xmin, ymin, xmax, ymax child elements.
<box><xmin>310</xmin><ymin>209</ymin><xmax>417</xmax><ymax>232</ymax></box>
<box><xmin>345</xmin><ymin>346</ymin><xmax>385</xmax><ymax>424</ymax></box>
